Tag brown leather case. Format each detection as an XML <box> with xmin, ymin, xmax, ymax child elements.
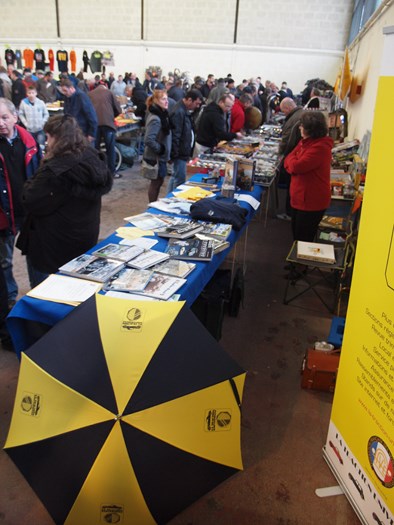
<box><xmin>301</xmin><ymin>349</ymin><xmax>341</xmax><ymax>393</ymax></box>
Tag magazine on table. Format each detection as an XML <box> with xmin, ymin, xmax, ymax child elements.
<box><xmin>155</xmin><ymin>220</ymin><xmax>204</xmax><ymax>239</ymax></box>
<box><xmin>104</xmin><ymin>267</ymin><xmax>153</xmax><ymax>293</ymax></box>
<box><xmin>197</xmin><ymin>222</ymin><xmax>232</xmax><ymax>240</ymax></box>
<box><xmin>148</xmin><ymin>197</ymin><xmax>192</xmax><ymax>215</ymax></box>
<box><xmin>126</xmin><ymin>249</ymin><xmax>170</xmax><ymax>270</ymax></box>
<box><xmin>124</xmin><ymin>212</ymin><xmax>170</xmax><ymax>230</ymax></box>
<box><xmin>92</xmin><ymin>243</ymin><xmax>145</xmax><ymax>262</ymax></box>
<box><xmin>132</xmin><ymin>272</ymin><xmax>186</xmax><ymax>301</ymax></box>
<box><xmin>165</xmin><ymin>238</ymin><xmax>214</xmax><ymax>261</ymax></box>
<box><xmin>195</xmin><ymin>234</ymin><xmax>230</xmax><ymax>255</ymax></box>
<box><xmin>58</xmin><ymin>254</ymin><xmax>125</xmax><ymax>283</ymax></box>
<box><xmin>153</xmin><ymin>259</ymin><xmax>196</xmax><ymax>278</ymax></box>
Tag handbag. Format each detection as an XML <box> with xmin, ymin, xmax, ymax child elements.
<box><xmin>301</xmin><ymin>348</ymin><xmax>341</xmax><ymax>393</ymax></box>
<box><xmin>141</xmin><ymin>158</ymin><xmax>159</xmax><ymax>180</ymax></box>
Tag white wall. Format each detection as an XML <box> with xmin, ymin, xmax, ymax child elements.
<box><xmin>347</xmin><ymin>1</ymin><xmax>394</xmax><ymax>140</ymax></box>
<box><xmin>1</xmin><ymin>0</ymin><xmax>353</xmax><ymax>94</ymax></box>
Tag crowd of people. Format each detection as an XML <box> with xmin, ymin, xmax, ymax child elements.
<box><xmin>0</xmin><ymin>64</ymin><xmax>333</xmax><ymax>351</ymax></box>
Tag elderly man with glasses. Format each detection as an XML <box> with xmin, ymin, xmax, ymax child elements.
<box><xmin>195</xmin><ymin>93</ymin><xmax>243</xmax><ymax>155</ymax></box>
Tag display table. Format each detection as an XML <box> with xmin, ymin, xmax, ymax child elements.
<box><xmin>7</xmin><ymin>174</ymin><xmax>263</xmax><ymax>357</ymax></box>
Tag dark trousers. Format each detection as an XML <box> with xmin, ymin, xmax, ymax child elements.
<box><xmin>95</xmin><ymin>126</ymin><xmax>116</xmax><ymax>174</ymax></box>
<box><xmin>0</xmin><ymin>265</ymin><xmax>11</xmax><ymax>347</ymax></box>
<box><xmin>291</xmin><ymin>209</ymin><xmax>325</xmax><ymax>242</ymax></box>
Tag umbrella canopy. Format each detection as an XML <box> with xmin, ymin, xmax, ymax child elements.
<box><xmin>4</xmin><ymin>294</ymin><xmax>245</xmax><ymax>525</ymax></box>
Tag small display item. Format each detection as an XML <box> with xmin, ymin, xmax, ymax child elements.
<box><xmin>93</xmin><ymin>243</ymin><xmax>144</xmax><ymax>262</ymax></box>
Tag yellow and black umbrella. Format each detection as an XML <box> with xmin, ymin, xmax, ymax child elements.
<box><xmin>4</xmin><ymin>294</ymin><xmax>245</xmax><ymax>525</ymax></box>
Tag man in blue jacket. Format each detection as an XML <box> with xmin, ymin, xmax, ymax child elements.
<box><xmin>0</xmin><ymin>98</ymin><xmax>41</xmax><ymax>307</ymax></box>
<box><xmin>60</xmin><ymin>79</ymin><xmax>98</xmax><ymax>142</ymax></box>
<box><xmin>167</xmin><ymin>89</ymin><xmax>203</xmax><ymax>193</ymax></box>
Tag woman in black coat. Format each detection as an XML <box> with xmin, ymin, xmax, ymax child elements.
<box><xmin>17</xmin><ymin>114</ymin><xmax>113</xmax><ymax>287</ymax></box>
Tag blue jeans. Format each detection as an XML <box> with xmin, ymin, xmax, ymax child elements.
<box><xmin>167</xmin><ymin>159</ymin><xmax>187</xmax><ymax>193</ymax></box>
<box><xmin>0</xmin><ymin>234</ymin><xmax>18</xmax><ymax>302</ymax></box>
<box><xmin>96</xmin><ymin>126</ymin><xmax>116</xmax><ymax>174</ymax></box>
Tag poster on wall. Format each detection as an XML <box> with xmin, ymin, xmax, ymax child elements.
<box><xmin>324</xmin><ymin>72</ymin><xmax>394</xmax><ymax>524</ymax></box>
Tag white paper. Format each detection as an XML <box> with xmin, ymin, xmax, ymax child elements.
<box><xmin>27</xmin><ymin>274</ymin><xmax>101</xmax><ymax>303</ymax></box>
<box><xmin>119</xmin><ymin>237</ymin><xmax>158</xmax><ymax>249</ymax></box>
<box><xmin>234</xmin><ymin>193</ymin><xmax>260</xmax><ymax>210</ymax></box>
<box><xmin>104</xmin><ymin>291</ymin><xmax>155</xmax><ymax>301</ymax></box>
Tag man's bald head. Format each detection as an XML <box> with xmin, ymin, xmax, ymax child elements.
<box><xmin>280</xmin><ymin>97</ymin><xmax>297</xmax><ymax>115</ymax></box>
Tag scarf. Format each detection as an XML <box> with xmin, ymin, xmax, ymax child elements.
<box><xmin>149</xmin><ymin>104</ymin><xmax>171</xmax><ymax>135</ymax></box>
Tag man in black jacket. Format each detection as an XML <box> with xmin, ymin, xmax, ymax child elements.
<box><xmin>195</xmin><ymin>94</ymin><xmax>243</xmax><ymax>155</ymax></box>
<box><xmin>10</xmin><ymin>70</ymin><xmax>26</xmax><ymax>108</ymax></box>
<box><xmin>167</xmin><ymin>89</ymin><xmax>203</xmax><ymax>193</ymax></box>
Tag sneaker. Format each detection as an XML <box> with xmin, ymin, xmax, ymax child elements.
<box><xmin>113</xmin><ymin>173</ymin><xmax>122</xmax><ymax>179</ymax></box>
<box><xmin>277</xmin><ymin>213</ymin><xmax>292</xmax><ymax>221</ymax></box>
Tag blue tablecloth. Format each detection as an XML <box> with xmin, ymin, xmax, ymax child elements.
<box><xmin>7</xmin><ymin>174</ymin><xmax>262</xmax><ymax>356</ymax></box>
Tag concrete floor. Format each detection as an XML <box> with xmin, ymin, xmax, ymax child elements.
<box><xmin>0</xmin><ymin>165</ymin><xmax>360</xmax><ymax>525</ymax></box>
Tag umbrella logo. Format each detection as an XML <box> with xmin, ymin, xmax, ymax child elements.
<box><xmin>101</xmin><ymin>504</ymin><xmax>123</xmax><ymax>523</ymax></box>
<box><xmin>205</xmin><ymin>409</ymin><xmax>232</xmax><ymax>432</ymax></box>
<box><xmin>122</xmin><ymin>308</ymin><xmax>144</xmax><ymax>332</ymax></box>
<box><xmin>20</xmin><ymin>392</ymin><xmax>41</xmax><ymax>417</ymax></box>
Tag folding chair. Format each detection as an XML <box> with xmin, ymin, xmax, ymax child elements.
<box><xmin>316</xmin><ymin>191</ymin><xmax>362</xmax><ymax>245</ymax></box>
<box><xmin>283</xmin><ymin>237</ymin><xmax>353</xmax><ymax>313</ymax></box>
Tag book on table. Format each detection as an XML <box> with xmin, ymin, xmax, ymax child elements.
<box><xmin>197</xmin><ymin>222</ymin><xmax>232</xmax><ymax>241</ymax></box>
<box><xmin>319</xmin><ymin>215</ymin><xmax>346</xmax><ymax>230</ymax></box>
<box><xmin>236</xmin><ymin>158</ymin><xmax>256</xmax><ymax>191</ymax></box>
<box><xmin>165</xmin><ymin>238</ymin><xmax>214</xmax><ymax>262</ymax></box>
<box><xmin>92</xmin><ymin>243</ymin><xmax>145</xmax><ymax>262</ymax></box>
<box><xmin>104</xmin><ymin>267</ymin><xmax>153</xmax><ymax>293</ymax></box>
<box><xmin>296</xmin><ymin>241</ymin><xmax>336</xmax><ymax>264</ymax></box>
<box><xmin>155</xmin><ymin>220</ymin><xmax>204</xmax><ymax>239</ymax></box>
<box><xmin>132</xmin><ymin>272</ymin><xmax>186</xmax><ymax>301</ymax></box>
<box><xmin>58</xmin><ymin>254</ymin><xmax>125</xmax><ymax>282</ymax></box>
<box><xmin>126</xmin><ymin>249</ymin><xmax>170</xmax><ymax>270</ymax></box>
<box><xmin>195</xmin><ymin>234</ymin><xmax>230</xmax><ymax>255</ymax></box>
<box><xmin>152</xmin><ymin>259</ymin><xmax>196</xmax><ymax>278</ymax></box>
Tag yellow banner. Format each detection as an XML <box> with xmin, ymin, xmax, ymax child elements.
<box><xmin>325</xmin><ymin>76</ymin><xmax>394</xmax><ymax>523</ymax></box>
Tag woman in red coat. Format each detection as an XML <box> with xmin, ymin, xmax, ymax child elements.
<box><xmin>284</xmin><ymin>111</ymin><xmax>333</xmax><ymax>241</ymax></box>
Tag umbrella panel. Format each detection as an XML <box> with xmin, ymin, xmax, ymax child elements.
<box><xmin>124</xmin><ymin>305</ymin><xmax>245</xmax><ymax>414</ymax></box>
<box><xmin>5</xmin><ymin>421</ymin><xmax>114</xmax><ymax>525</ymax></box>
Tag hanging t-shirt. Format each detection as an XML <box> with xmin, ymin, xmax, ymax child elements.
<box><xmin>23</xmin><ymin>48</ymin><xmax>34</xmax><ymax>69</ymax></box>
<box><xmin>102</xmin><ymin>50</ymin><xmax>115</xmax><ymax>67</ymax></box>
<box><xmin>5</xmin><ymin>49</ymin><xmax>16</xmax><ymax>65</ymax></box>
<box><xmin>48</xmin><ymin>49</ymin><xmax>54</xmax><ymax>71</ymax></box>
<box><xmin>82</xmin><ymin>50</ymin><xmax>89</xmax><ymax>73</ymax></box>
<box><xmin>70</xmin><ymin>50</ymin><xmax>77</xmax><ymax>73</ymax></box>
<box><xmin>89</xmin><ymin>51</ymin><xmax>103</xmax><ymax>73</ymax></box>
<box><xmin>57</xmin><ymin>50</ymin><xmax>69</xmax><ymax>72</ymax></box>
<box><xmin>34</xmin><ymin>49</ymin><xmax>46</xmax><ymax>71</ymax></box>
<box><xmin>15</xmin><ymin>49</ymin><xmax>22</xmax><ymax>69</ymax></box>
